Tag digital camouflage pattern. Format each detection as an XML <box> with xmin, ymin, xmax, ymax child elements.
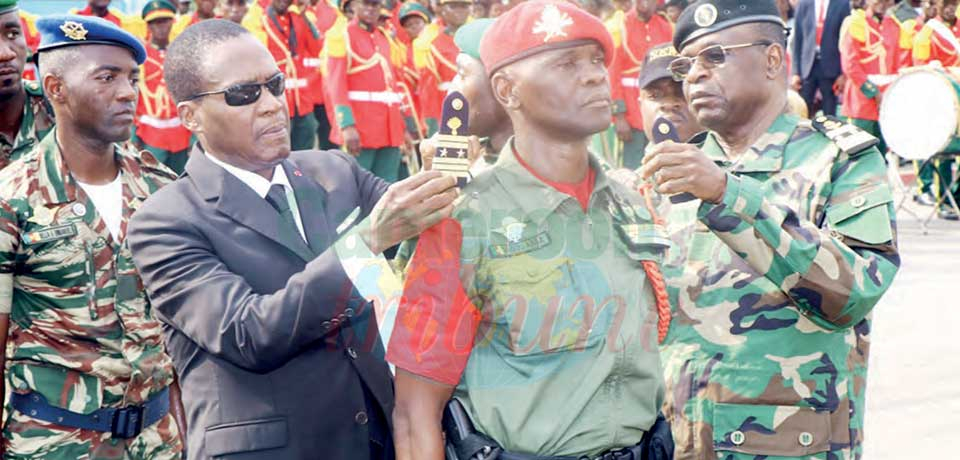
<box><xmin>0</xmin><ymin>80</ymin><xmax>55</xmax><ymax>171</ymax></box>
<box><xmin>658</xmin><ymin>113</ymin><xmax>900</xmax><ymax>460</ymax></box>
<box><xmin>0</xmin><ymin>132</ymin><xmax>182</xmax><ymax>459</ymax></box>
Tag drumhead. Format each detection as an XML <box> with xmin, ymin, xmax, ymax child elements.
<box><xmin>880</xmin><ymin>69</ymin><xmax>960</xmax><ymax>160</ymax></box>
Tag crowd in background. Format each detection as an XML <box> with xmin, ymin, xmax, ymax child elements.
<box><xmin>6</xmin><ymin>0</ymin><xmax>959</xmax><ymax>218</ymax></box>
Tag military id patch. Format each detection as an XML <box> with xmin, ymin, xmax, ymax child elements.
<box><xmin>21</xmin><ymin>223</ymin><xmax>77</xmax><ymax>245</ymax></box>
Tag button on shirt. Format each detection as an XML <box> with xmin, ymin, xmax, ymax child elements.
<box><xmin>205</xmin><ymin>153</ymin><xmax>307</xmax><ymax>241</ymax></box>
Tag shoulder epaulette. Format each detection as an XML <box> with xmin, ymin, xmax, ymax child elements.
<box><xmin>133</xmin><ymin>149</ymin><xmax>179</xmax><ymax>181</ymax></box>
<box><xmin>811</xmin><ymin>115</ymin><xmax>879</xmax><ymax>156</ymax></box>
<box><xmin>324</xmin><ymin>20</ymin><xmax>348</xmax><ymax>58</ymax></box>
<box><xmin>23</xmin><ymin>80</ymin><xmax>42</xmax><ymax>98</ymax></box>
<box><xmin>845</xmin><ymin>11</ymin><xmax>866</xmax><ymax>43</ymax></box>
<box><xmin>892</xmin><ymin>2</ymin><xmax>920</xmax><ymax>23</ymax></box>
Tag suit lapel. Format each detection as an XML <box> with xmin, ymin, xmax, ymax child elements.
<box><xmin>188</xmin><ymin>148</ymin><xmax>316</xmax><ymax>263</ymax></box>
<box><xmin>283</xmin><ymin>160</ymin><xmax>332</xmax><ymax>254</ymax></box>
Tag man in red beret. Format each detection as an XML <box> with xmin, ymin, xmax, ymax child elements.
<box><xmin>387</xmin><ymin>2</ymin><xmax>674</xmax><ymax>460</ymax></box>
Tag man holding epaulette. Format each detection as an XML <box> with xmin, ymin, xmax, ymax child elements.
<box><xmin>0</xmin><ymin>14</ymin><xmax>184</xmax><ymax>459</ymax></box>
<box><xmin>413</xmin><ymin>0</ymin><xmax>470</xmax><ymax>135</ymax></box>
<box><xmin>0</xmin><ymin>1</ymin><xmax>54</xmax><ymax>172</ymax></box>
<box><xmin>170</xmin><ymin>0</ymin><xmax>220</xmax><ymax>41</ymax></box>
<box><xmin>258</xmin><ymin>0</ymin><xmax>321</xmax><ymax>150</ymax></box>
<box><xmin>135</xmin><ymin>0</ymin><xmax>193</xmax><ymax>175</ymax></box>
<box><xmin>389</xmin><ymin>2</ymin><xmax>674</xmax><ymax>459</ymax></box>
<box><xmin>73</xmin><ymin>0</ymin><xmax>147</xmax><ymax>39</ymax></box>
<box><xmin>840</xmin><ymin>0</ymin><xmax>891</xmax><ymax>152</ymax></box>
<box><xmin>606</xmin><ymin>0</ymin><xmax>673</xmax><ymax>169</ymax></box>
<box><xmin>326</xmin><ymin>0</ymin><xmax>409</xmax><ymax>182</ymax></box>
<box><xmin>881</xmin><ymin>0</ymin><xmax>923</xmax><ymax>72</ymax></box>
<box><xmin>646</xmin><ymin>1</ymin><xmax>900</xmax><ymax>458</ymax></box>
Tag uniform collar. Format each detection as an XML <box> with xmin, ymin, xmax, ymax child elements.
<box><xmin>699</xmin><ymin>112</ymin><xmax>798</xmax><ymax>173</ymax></box>
<box><xmin>491</xmin><ymin>137</ymin><xmax>612</xmax><ymax>227</ymax></box>
<box><xmin>34</xmin><ymin>129</ymin><xmax>149</xmax><ymax>205</ymax></box>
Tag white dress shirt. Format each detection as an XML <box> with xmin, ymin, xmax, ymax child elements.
<box><xmin>204</xmin><ymin>152</ymin><xmax>403</xmax><ymax>348</ymax></box>
<box><xmin>205</xmin><ymin>153</ymin><xmax>307</xmax><ymax>242</ymax></box>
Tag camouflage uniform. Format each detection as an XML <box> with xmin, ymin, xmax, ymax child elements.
<box><xmin>388</xmin><ymin>145</ymin><xmax>670</xmax><ymax>457</ymax></box>
<box><xmin>0</xmin><ymin>80</ymin><xmax>55</xmax><ymax>171</ymax></box>
<box><xmin>0</xmin><ymin>132</ymin><xmax>182</xmax><ymax>459</ymax></box>
<box><xmin>658</xmin><ymin>113</ymin><xmax>900</xmax><ymax>459</ymax></box>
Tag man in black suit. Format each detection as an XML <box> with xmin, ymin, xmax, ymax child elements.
<box><xmin>127</xmin><ymin>19</ymin><xmax>458</xmax><ymax>460</ymax></box>
<box><xmin>792</xmin><ymin>0</ymin><xmax>851</xmax><ymax>116</ymax></box>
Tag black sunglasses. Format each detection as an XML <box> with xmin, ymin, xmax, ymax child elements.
<box><xmin>185</xmin><ymin>73</ymin><xmax>285</xmax><ymax>106</ymax></box>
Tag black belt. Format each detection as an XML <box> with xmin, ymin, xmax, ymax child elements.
<box><xmin>10</xmin><ymin>387</ymin><xmax>171</xmax><ymax>439</ymax></box>
<box><xmin>498</xmin><ymin>443</ymin><xmax>643</xmax><ymax>460</ymax></box>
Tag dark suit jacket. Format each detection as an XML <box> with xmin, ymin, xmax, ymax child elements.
<box><xmin>128</xmin><ymin>147</ymin><xmax>393</xmax><ymax>460</ymax></box>
<box><xmin>792</xmin><ymin>0</ymin><xmax>850</xmax><ymax>79</ymax></box>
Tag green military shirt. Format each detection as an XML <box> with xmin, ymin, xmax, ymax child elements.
<box><xmin>0</xmin><ymin>132</ymin><xmax>182</xmax><ymax>459</ymax></box>
<box><xmin>658</xmin><ymin>114</ymin><xmax>900</xmax><ymax>459</ymax></box>
<box><xmin>391</xmin><ymin>142</ymin><xmax>669</xmax><ymax>457</ymax></box>
<box><xmin>0</xmin><ymin>80</ymin><xmax>55</xmax><ymax>170</ymax></box>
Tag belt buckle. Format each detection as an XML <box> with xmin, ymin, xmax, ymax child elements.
<box><xmin>111</xmin><ymin>405</ymin><xmax>145</xmax><ymax>439</ymax></box>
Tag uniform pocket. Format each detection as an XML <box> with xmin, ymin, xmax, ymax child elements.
<box><xmin>712</xmin><ymin>401</ymin><xmax>850</xmax><ymax>458</ymax></box>
<box><xmin>8</xmin><ymin>363</ymin><xmax>103</xmax><ymax>415</ymax></box>
<box><xmin>825</xmin><ymin>187</ymin><xmax>894</xmax><ymax>244</ymax></box>
<box><xmin>204</xmin><ymin>417</ymin><xmax>288</xmax><ymax>457</ymax></box>
<box><xmin>485</xmin><ymin>257</ymin><xmax>602</xmax><ymax>355</ymax></box>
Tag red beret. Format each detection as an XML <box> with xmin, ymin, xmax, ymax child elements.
<box><xmin>479</xmin><ymin>0</ymin><xmax>614</xmax><ymax>75</ymax></box>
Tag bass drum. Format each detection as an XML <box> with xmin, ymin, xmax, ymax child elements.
<box><xmin>880</xmin><ymin>67</ymin><xmax>960</xmax><ymax>160</ymax></box>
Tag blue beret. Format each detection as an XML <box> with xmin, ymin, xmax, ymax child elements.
<box><xmin>673</xmin><ymin>0</ymin><xmax>784</xmax><ymax>51</ymax></box>
<box><xmin>36</xmin><ymin>15</ymin><xmax>147</xmax><ymax>65</ymax></box>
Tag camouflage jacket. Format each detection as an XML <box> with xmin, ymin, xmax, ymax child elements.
<box><xmin>658</xmin><ymin>114</ymin><xmax>899</xmax><ymax>459</ymax></box>
<box><xmin>0</xmin><ymin>131</ymin><xmax>180</xmax><ymax>458</ymax></box>
<box><xmin>0</xmin><ymin>80</ymin><xmax>55</xmax><ymax>170</ymax></box>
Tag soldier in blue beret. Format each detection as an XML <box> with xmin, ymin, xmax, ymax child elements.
<box><xmin>0</xmin><ymin>0</ymin><xmax>54</xmax><ymax>171</ymax></box>
<box><xmin>0</xmin><ymin>14</ymin><xmax>185</xmax><ymax>459</ymax></box>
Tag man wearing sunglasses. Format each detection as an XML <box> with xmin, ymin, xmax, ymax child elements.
<box><xmin>0</xmin><ymin>15</ymin><xmax>186</xmax><ymax>459</ymax></box>
<box><xmin>127</xmin><ymin>19</ymin><xmax>458</xmax><ymax>460</ymax></box>
<box><xmin>642</xmin><ymin>1</ymin><xmax>900</xmax><ymax>459</ymax></box>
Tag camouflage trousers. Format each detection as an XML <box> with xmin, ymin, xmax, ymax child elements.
<box><xmin>3</xmin><ymin>410</ymin><xmax>182</xmax><ymax>459</ymax></box>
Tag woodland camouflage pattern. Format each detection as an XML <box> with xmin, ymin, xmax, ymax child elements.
<box><xmin>0</xmin><ymin>132</ymin><xmax>182</xmax><ymax>459</ymax></box>
<box><xmin>0</xmin><ymin>81</ymin><xmax>55</xmax><ymax>171</ymax></box>
<box><xmin>658</xmin><ymin>114</ymin><xmax>900</xmax><ymax>460</ymax></box>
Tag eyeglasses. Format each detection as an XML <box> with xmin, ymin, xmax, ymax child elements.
<box><xmin>185</xmin><ymin>73</ymin><xmax>285</xmax><ymax>107</ymax></box>
<box><xmin>668</xmin><ymin>41</ymin><xmax>772</xmax><ymax>80</ymax></box>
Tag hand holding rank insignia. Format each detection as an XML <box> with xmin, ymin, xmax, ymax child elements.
<box><xmin>430</xmin><ymin>91</ymin><xmax>472</xmax><ymax>188</ymax></box>
<box><xmin>649</xmin><ymin>117</ymin><xmax>697</xmax><ymax>204</ymax></box>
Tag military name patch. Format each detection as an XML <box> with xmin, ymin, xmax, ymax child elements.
<box><xmin>22</xmin><ymin>223</ymin><xmax>78</xmax><ymax>245</ymax></box>
<box><xmin>489</xmin><ymin>232</ymin><xmax>551</xmax><ymax>258</ymax></box>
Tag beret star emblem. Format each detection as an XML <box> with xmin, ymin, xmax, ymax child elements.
<box><xmin>532</xmin><ymin>4</ymin><xmax>573</xmax><ymax>43</ymax></box>
<box><xmin>60</xmin><ymin>21</ymin><xmax>88</xmax><ymax>41</ymax></box>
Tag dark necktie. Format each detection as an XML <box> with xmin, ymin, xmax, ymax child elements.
<box><xmin>265</xmin><ymin>184</ymin><xmax>299</xmax><ymax>235</ymax></box>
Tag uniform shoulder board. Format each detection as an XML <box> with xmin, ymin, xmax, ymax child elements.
<box><xmin>23</xmin><ymin>80</ymin><xmax>43</xmax><ymax>97</ymax></box>
<box><xmin>810</xmin><ymin>115</ymin><xmax>878</xmax><ymax>156</ymax></box>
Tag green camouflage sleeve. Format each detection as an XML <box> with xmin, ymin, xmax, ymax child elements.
<box><xmin>0</xmin><ymin>198</ymin><xmax>19</xmax><ymax>314</ymax></box>
<box><xmin>697</xmin><ymin>147</ymin><xmax>899</xmax><ymax>330</ymax></box>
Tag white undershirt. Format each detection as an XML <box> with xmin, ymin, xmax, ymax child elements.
<box><xmin>77</xmin><ymin>172</ymin><xmax>123</xmax><ymax>240</ymax></box>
